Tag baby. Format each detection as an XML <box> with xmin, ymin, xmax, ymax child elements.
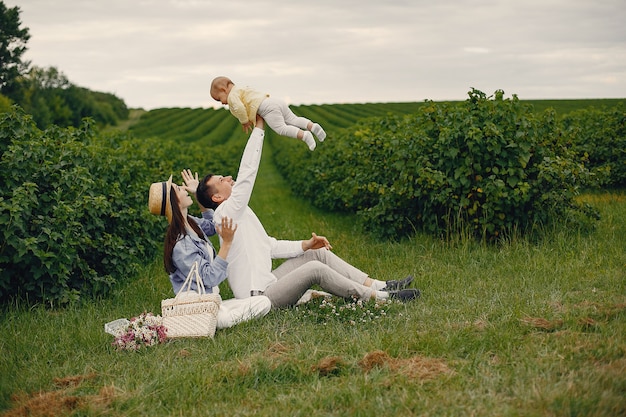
<box><xmin>210</xmin><ymin>76</ymin><xmax>326</xmax><ymax>151</ymax></box>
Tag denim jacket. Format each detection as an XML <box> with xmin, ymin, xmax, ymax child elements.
<box><xmin>169</xmin><ymin>210</ymin><xmax>228</xmax><ymax>294</ymax></box>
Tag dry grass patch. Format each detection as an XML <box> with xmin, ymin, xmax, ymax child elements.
<box><xmin>358</xmin><ymin>350</ymin><xmax>453</xmax><ymax>381</ymax></box>
<box><xmin>520</xmin><ymin>317</ymin><xmax>564</xmax><ymax>331</ymax></box>
<box><xmin>52</xmin><ymin>372</ymin><xmax>97</xmax><ymax>388</ymax></box>
<box><xmin>311</xmin><ymin>356</ymin><xmax>345</xmax><ymax>377</ymax></box>
<box><xmin>2</xmin><ymin>373</ymin><xmax>115</xmax><ymax>417</ymax></box>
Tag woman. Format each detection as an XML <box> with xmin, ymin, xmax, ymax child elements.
<box><xmin>148</xmin><ymin>175</ymin><xmax>271</xmax><ymax>330</ymax></box>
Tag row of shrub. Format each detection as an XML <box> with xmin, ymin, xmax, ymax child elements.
<box><xmin>1</xmin><ymin>92</ymin><xmax>623</xmax><ymax>304</ymax></box>
<box><xmin>0</xmin><ymin>104</ymin><xmax>256</xmax><ymax>305</ymax></box>
<box><xmin>561</xmin><ymin>106</ymin><xmax>625</xmax><ymax>187</ymax></box>
<box><xmin>271</xmin><ymin>89</ymin><xmax>622</xmax><ymax>240</ymax></box>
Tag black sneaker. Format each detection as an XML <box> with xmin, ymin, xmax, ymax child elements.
<box><xmin>384</xmin><ymin>275</ymin><xmax>414</xmax><ymax>291</ymax></box>
<box><xmin>389</xmin><ymin>288</ymin><xmax>421</xmax><ymax>302</ymax></box>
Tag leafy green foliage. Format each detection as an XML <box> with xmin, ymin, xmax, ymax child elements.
<box><xmin>0</xmin><ymin>108</ymin><xmax>170</xmax><ymax>305</ymax></box>
<box><xmin>0</xmin><ymin>96</ymin><xmax>621</xmax><ymax>304</ymax></box>
<box><xmin>0</xmin><ymin>2</ymin><xmax>30</xmax><ymax>93</ymax></box>
<box><xmin>129</xmin><ymin>107</ymin><xmax>253</xmax><ymax>176</ymax></box>
<box><xmin>0</xmin><ymin>93</ymin><xmax>10</xmax><ymax>112</ymax></box>
<box><xmin>561</xmin><ymin>104</ymin><xmax>626</xmax><ymax>187</ymax></box>
<box><xmin>272</xmin><ymin>89</ymin><xmax>599</xmax><ymax>240</ymax></box>
<box><xmin>0</xmin><ymin>105</ymin><xmax>255</xmax><ymax>305</ymax></box>
<box><xmin>8</xmin><ymin>66</ymin><xmax>129</xmax><ymax>129</ymax></box>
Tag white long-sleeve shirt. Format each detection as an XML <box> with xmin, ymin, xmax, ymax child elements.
<box><xmin>214</xmin><ymin>127</ymin><xmax>303</xmax><ymax>299</ymax></box>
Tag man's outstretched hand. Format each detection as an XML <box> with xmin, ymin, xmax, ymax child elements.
<box><xmin>255</xmin><ymin>114</ymin><xmax>264</xmax><ymax>129</ymax></box>
<box><xmin>302</xmin><ymin>232</ymin><xmax>332</xmax><ymax>251</ymax></box>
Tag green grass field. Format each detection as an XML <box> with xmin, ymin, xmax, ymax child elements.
<box><xmin>1</xmin><ymin>99</ymin><xmax>624</xmax><ymax>416</ymax></box>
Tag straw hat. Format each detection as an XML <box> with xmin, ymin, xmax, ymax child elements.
<box><xmin>148</xmin><ymin>175</ymin><xmax>173</xmax><ymax>223</ymax></box>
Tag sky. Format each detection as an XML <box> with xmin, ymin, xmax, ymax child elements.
<box><xmin>12</xmin><ymin>0</ymin><xmax>626</xmax><ymax>110</ymax></box>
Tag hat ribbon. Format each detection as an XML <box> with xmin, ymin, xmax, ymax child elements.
<box><xmin>161</xmin><ymin>181</ymin><xmax>167</xmax><ymax>216</ymax></box>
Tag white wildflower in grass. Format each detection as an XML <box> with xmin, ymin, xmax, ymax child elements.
<box><xmin>299</xmin><ymin>296</ymin><xmax>401</xmax><ymax>325</ymax></box>
<box><xmin>112</xmin><ymin>312</ymin><xmax>167</xmax><ymax>351</ymax></box>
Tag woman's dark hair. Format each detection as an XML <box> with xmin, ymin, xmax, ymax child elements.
<box><xmin>163</xmin><ymin>186</ymin><xmax>207</xmax><ymax>273</ymax></box>
<box><xmin>196</xmin><ymin>174</ymin><xmax>218</xmax><ymax>210</ymax></box>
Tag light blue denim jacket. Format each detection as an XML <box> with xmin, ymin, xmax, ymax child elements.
<box><xmin>169</xmin><ymin>210</ymin><xmax>228</xmax><ymax>295</ymax></box>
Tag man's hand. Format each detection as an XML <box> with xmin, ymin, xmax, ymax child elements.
<box><xmin>302</xmin><ymin>232</ymin><xmax>332</xmax><ymax>251</ymax></box>
<box><xmin>181</xmin><ymin>169</ymin><xmax>199</xmax><ymax>194</ymax></box>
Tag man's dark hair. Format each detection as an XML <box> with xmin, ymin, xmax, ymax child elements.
<box><xmin>196</xmin><ymin>174</ymin><xmax>218</xmax><ymax>210</ymax></box>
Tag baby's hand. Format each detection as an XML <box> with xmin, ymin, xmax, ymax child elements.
<box><xmin>242</xmin><ymin>121</ymin><xmax>253</xmax><ymax>133</ymax></box>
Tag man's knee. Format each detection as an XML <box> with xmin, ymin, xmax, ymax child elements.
<box><xmin>303</xmin><ymin>248</ymin><xmax>329</xmax><ymax>262</ymax></box>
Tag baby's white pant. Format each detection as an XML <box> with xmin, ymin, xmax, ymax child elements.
<box><xmin>257</xmin><ymin>97</ymin><xmax>311</xmax><ymax>139</ymax></box>
<box><xmin>216</xmin><ymin>295</ymin><xmax>271</xmax><ymax>329</ymax></box>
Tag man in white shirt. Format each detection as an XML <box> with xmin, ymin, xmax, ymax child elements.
<box><xmin>188</xmin><ymin>116</ymin><xmax>419</xmax><ymax>308</ymax></box>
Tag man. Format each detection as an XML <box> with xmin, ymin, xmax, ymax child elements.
<box><xmin>185</xmin><ymin>116</ymin><xmax>418</xmax><ymax>308</ymax></box>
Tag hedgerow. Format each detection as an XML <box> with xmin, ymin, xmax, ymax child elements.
<box><xmin>0</xmin><ymin>105</ymin><xmax>252</xmax><ymax>305</ymax></box>
<box><xmin>561</xmin><ymin>104</ymin><xmax>625</xmax><ymax>187</ymax></box>
<box><xmin>0</xmin><ymin>108</ymin><xmax>174</xmax><ymax>305</ymax></box>
<box><xmin>2</xmin><ymin>94</ymin><xmax>616</xmax><ymax>304</ymax></box>
<box><xmin>271</xmin><ymin>89</ymin><xmax>599</xmax><ymax>240</ymax></box>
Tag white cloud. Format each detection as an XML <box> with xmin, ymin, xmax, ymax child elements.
<box><xmin>12</xmin><ymin>0</ymin><xmax>626</xmax><ymax>109</ymax></box>
<box><xmin>464</xmin><ymin>47</ymin><xmax>491</xmax><ymax>54</ymax></box>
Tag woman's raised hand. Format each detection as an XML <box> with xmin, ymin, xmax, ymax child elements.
<box><xmin>181</xmin><ymin>169</ymin><xmax>199</xmax><ymax>194</ymax></box>
<box><xmin>216</xmin><ymin>216</ymin><xmax>237</xmax><ymax>243</ymax></box>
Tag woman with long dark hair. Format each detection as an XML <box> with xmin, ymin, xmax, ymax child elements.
<box><xmin>149</xmin><ymin>175</ymin><xmax>271</xmax><ymax>330</ymax></box>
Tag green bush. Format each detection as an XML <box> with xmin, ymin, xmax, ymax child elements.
<box><xmin>0</xmin><ymin>94</ymin><xmax>12</xmax><ymax>113</ymax></box>
<box><xmin>561</xmin><ymin>104</ymin><xmax>625</xmax><ymax>187</ymax></box>
<box><xmin>0</xmin><ymin>105</ymin><xmax>255</xmax><ymax>305</ymax></box>
<box><xmin>272</xmin><ymin>89</ymin><xmax>598</xmax><ymax>240</ymax></box>
<box><xmin>0</xmin><ymin>108</ymin><xmax>168</xmax><ymax>305</ymax></box>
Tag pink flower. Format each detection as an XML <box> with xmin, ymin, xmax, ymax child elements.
<box><xmin>112</xmin><ymin>312</ymin><xmax>167</xmax><ymax>351</ymax></box>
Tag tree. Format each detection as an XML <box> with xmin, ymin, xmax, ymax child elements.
<box><xmin>13</xmin><ymin>65</ymin><xmax>129</xmax><ymax>128</ymax></box>
<box><xmin>0</xmin><ymin>1</ymin><xmax>30</xmax><ymax>95</ymax></box>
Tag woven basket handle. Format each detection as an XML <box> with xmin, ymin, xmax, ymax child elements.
<box><xmin>177</xmin><ymin>261</ymin><xmax>207</xmax><ymax>298</ymax></box>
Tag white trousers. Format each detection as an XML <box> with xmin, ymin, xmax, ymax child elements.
<box><xmin>264</xmin><ymin>249</ymin><xmax>373</xmax><ymax>308</ymax></box>
<box><xmin>216</xmin><ymin>296</ymin><xmax>271</xmax><ymax>329</ymax></box>
<box><xmin>257</xmin><ymin>97</ymin><xmax>311</xmax><ymax>139</ymax></box>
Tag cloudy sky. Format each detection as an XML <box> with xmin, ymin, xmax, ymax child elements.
<box><xmin>13</xmin><ymin>0</ymin><xmax>626</xmax><ymax>110</ymax></box>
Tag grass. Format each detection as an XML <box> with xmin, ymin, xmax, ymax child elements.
<box><xmin>1</xmin><ymin>141</ymin><xmax>625</xmax><ymax>416</ymax></box>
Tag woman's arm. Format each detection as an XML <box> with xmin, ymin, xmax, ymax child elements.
<box><xmin>172</xmin><ymin>238</ymin><xmax>228</xmax><ymax>291</ymax></box>
<box><xmin>193</xmin><ymin>211</ymin><xmax>216</xmax><ymax>237</ymax></box>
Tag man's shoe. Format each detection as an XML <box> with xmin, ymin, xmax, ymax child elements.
<box><xmin>384</xmin><ymin>275</ymin><xmax>414</xmax><ymax>291</ymax></box>
<box><xmin>389</xmin><ymin>288</ymin><xmax>421</xmax><ymax>302</ymax></box>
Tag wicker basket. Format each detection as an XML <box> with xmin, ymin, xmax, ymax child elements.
<box><xmin>161</xmin><ymin>262</ymin><xmax>221</xmax><ymax>338</ymax></box>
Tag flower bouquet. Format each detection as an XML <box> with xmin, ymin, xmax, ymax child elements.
<box><xmin>110</xmin><ymin>312</ymin><xmax>167</xmax><ymax>351</ymax></box>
